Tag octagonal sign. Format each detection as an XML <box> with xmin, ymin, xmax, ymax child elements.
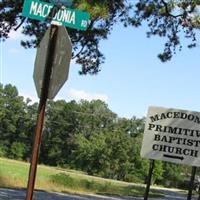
<box><xmin>33</xmin><ymin>26</ymin><xmax>72</xmax><ymax>99</ymax></box>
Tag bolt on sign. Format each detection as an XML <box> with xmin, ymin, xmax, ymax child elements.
<box><xmin>141</xmin><ymin>106</ymin><xmax>200</xmax><ymax>166</ymax></box>
<box><xmin>22</xmin><ymin>0</ymin><xmax>90</xmax><ymax>30</ymax></box>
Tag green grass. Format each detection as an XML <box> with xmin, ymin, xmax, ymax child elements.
<box><xmin>0</xmin><ymin>157</ymin><xmax>163</xmax><ymax>198</ymax></box>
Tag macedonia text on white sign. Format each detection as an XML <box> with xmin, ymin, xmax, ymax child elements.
<box><xmin>141</xmin><ymin>106</ymin><xmax>200</xmax><ymax>166</ymax></box>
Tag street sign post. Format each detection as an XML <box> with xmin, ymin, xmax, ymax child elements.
<box><xmin>26</xmin><ymin>25</ymin><xmax>59</xmax><ymax>200</ymax></box>
<box><xmin>22</xmin><ymin>0</ymin><xmax>90</xmax><ymax>30</ymax></box>
<box><xmin>23</xmin><ymin>0</ymin><xmax>90</xmax><ymax>199</ymax></box>
<box><xmin>34</xmin><ymin>26</ymin><xmax>72</xmax><ymax>99</ymax></box>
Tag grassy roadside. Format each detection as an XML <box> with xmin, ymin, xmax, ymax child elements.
<box><xmin>0</xmin><ymin>157</ymin><xmax>163</xmax><ymax>198</ymax></box>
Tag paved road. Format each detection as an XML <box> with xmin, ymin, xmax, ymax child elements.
<box><xmin>0</xmin><ymin>187</ymin><xmax>198</xmax><ymax>200</ymax></box>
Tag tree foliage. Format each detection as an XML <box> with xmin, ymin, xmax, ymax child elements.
<box><xmin>131</xmin><ymin>0</ymin><xmax>200</xmax><ymax>61</ymax></box>
<box><xmin>1</xmin><ymin>0</ymin><xmax>200</xmax><ymax>74</ymax></box>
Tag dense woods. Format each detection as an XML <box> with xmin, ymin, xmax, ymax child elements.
<box><xmin>0</xmin><ymin>83</ymin><xmax>194</xmax><ymax>188</ymax></box>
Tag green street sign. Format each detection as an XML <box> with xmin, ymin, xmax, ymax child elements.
<box><xmin>22</xmin><ymin>0</ymin><xmax>90</xmax><ymax>31</ymax></box>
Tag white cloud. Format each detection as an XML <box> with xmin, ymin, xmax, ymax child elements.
<box><xmin>9</xmin><ymin>48</ymin><xmax>21</xmax><ymax>54</ymax></box>
<box><xmin>20</xmin><ymin>92</ymin><xmax>39</xmax><ymax>104</ymax></box>
<box><xmin>8</xmin><ymin>27</ymin><xmax>23</xmax><ymax>40</ymax></box>
<box><xmin>19</xmin><ymin>89</ymin><xmax>108</xmax><ymax>104</ymax></box>
<box><xmin>68</xmin><ymin>89</ymin><xmax>109</xmax><ymax>102</ymax></box>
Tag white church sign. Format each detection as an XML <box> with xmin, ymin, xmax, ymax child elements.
<box><xmin>141</xmin><ymin>106</ymin><xmax>200</xmax><ymax>166</ymax></box>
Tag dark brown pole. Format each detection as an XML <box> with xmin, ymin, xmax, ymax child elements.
<box><xmin>144</xmin><ymin>159</ymin><xmax>155</xmax><ymax>200</ymax></box>
<box><xmin>25</xmin><ymin>25</ymin><xmax>58</xmax><ymax>200</ymax></box>
<box><xmin>187</xmin><ymin>166</ymin><xmax>197</xmax><ymax>200</ymax></box>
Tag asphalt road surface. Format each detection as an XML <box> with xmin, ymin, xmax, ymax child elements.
<box><xmin>0</xmin><ymin>187</ymin><xmax>198</xmax><ymax>200</ymax></box>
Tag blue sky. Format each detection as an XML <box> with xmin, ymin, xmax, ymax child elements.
<box><xmin>1</xmin><ymin>23</ymin><xmax>200</xmax><ymax>119</ymax></box>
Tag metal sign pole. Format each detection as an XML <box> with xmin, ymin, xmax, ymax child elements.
<box><xmin>25</xmin><ymin>25</ymin><xmax>58</xmax><ymax>200</ymax></box>
<box><xmin>144</xmin><ymin>159</ymin><xmax>155</xmax><ymax>200</ymax></box>
<box><xmin>187</xmin><ymin>166</ymin><xmax>197</xmax><ymax>200</ymax></box>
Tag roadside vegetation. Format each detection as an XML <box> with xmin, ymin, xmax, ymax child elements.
<box><xmin>0</xmin><ymin>158</ymin><xmax>163</xmax><ymax>197</ymax></box>
<box><xmin>0</xmin><ymin>83</ymin><xmax>194</xmax><ymax>194</ymax></box>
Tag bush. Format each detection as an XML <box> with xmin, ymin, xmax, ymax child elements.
<box><xmin>124</xmin><ymin>174</ymin><xmax>143</xmax><ymax>183</ymax></box>
<box><xmin>10</xmin><ymin>142</ymin><xmax>27</xmax><ymax>160</ymax></box>
<box><xmin>50</xmin><ymin>173</ymin><xmax>75</xmax><ymax>188</ymax></box>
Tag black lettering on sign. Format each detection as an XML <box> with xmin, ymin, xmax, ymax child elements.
<box><xmin>152</xmin><ymin>144</ymin><xmax>199</xmax><ymax>158</ymax></box>
<box><xmin>149</xmin><ymin>111</ymin><xmax>200</xmax><ymax>125</ymax></box>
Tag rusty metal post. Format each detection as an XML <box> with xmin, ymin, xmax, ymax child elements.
<box><xmin>187</xmin><ymin>166</ymin><xmax>197</xmax><ymax>200</ymax></box>
<box><xmin>25</xmin><ymin>25</ymin><xmax>58</xmax><ymax>200</ymax></box>
<box><xmin>144</xmin><ymin>159</ymin><xmax>155</xmax><ymax>200</ymax></box>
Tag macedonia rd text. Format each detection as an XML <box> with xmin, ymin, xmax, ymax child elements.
<box><xmin>29</xmin><ymin>1</ymin><xmax>75</xmax><ymax>24</ymax></box>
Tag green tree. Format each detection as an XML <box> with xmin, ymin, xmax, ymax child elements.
<box><xmin>10</xmin><ymin>141</ymin><xmax>28</xmax><ymax>160</ymax></box>
<box><xmin>128</xmin><ymin>133</ymin><xmax>149</xmax><ymax>182</ymax></box>
<box><xmin>72</xmin><ymin>115</ymin><xmax>147</xmax><ymax>181</ymax></box>
<box><xmin>161</xmin><ymin>163</ymin><xmax>185</xmax><ymax>187</ymax></box>
<box><xmin>115</xmin><ymin>117</ymin><xmax>145</xmax><ymax>137</ymax></box>
<box><xmin>153</xmin><ymin>160</ymin><xmax>164</xmax><ymax>184</ymax></box>
<box><xmin>76</xmin><ymin>100</ymin><xmax>117</xmax><ymax>138</ymax></box>
<box><xmin>22</xmin><ymin>101</ymin><xmax>38</xmax><ymax>160</ymax></box>
<box><xmin>0</xmin><ymin>84</ymin><xmax>32</xmax><ymax>159</ymax></box>
<box><xmin>130</xmin><ymin>0</ymin><xmax>200</xmax><ymax>62</ymax></box>
<box><xmin>72</xmin><ymin>132</ymin><xmax>109</xmax><ymax>175</ymax></box>
<box><xmin>103</xmin><ymin>130</ymin><xmax>135</xmax><ymax>180</ymax></box>
<box><xmin>40</xmin><ymin>99</ymin><xmax>116</xmax><ymax>166</ymax></box>
<box><xmin>40</xmin><ymin>100</ymin><xmax>80</xmax><ymax>166</ymax></box>
<box><xmin>0</xmin><ymin>84</ymin><xmax>7</xmax><ymax>156</ymax></box>
<box><xmin>1</xmin><ymin>1</ymin><xmax>200</xmax><ymax>74</ymax></box>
